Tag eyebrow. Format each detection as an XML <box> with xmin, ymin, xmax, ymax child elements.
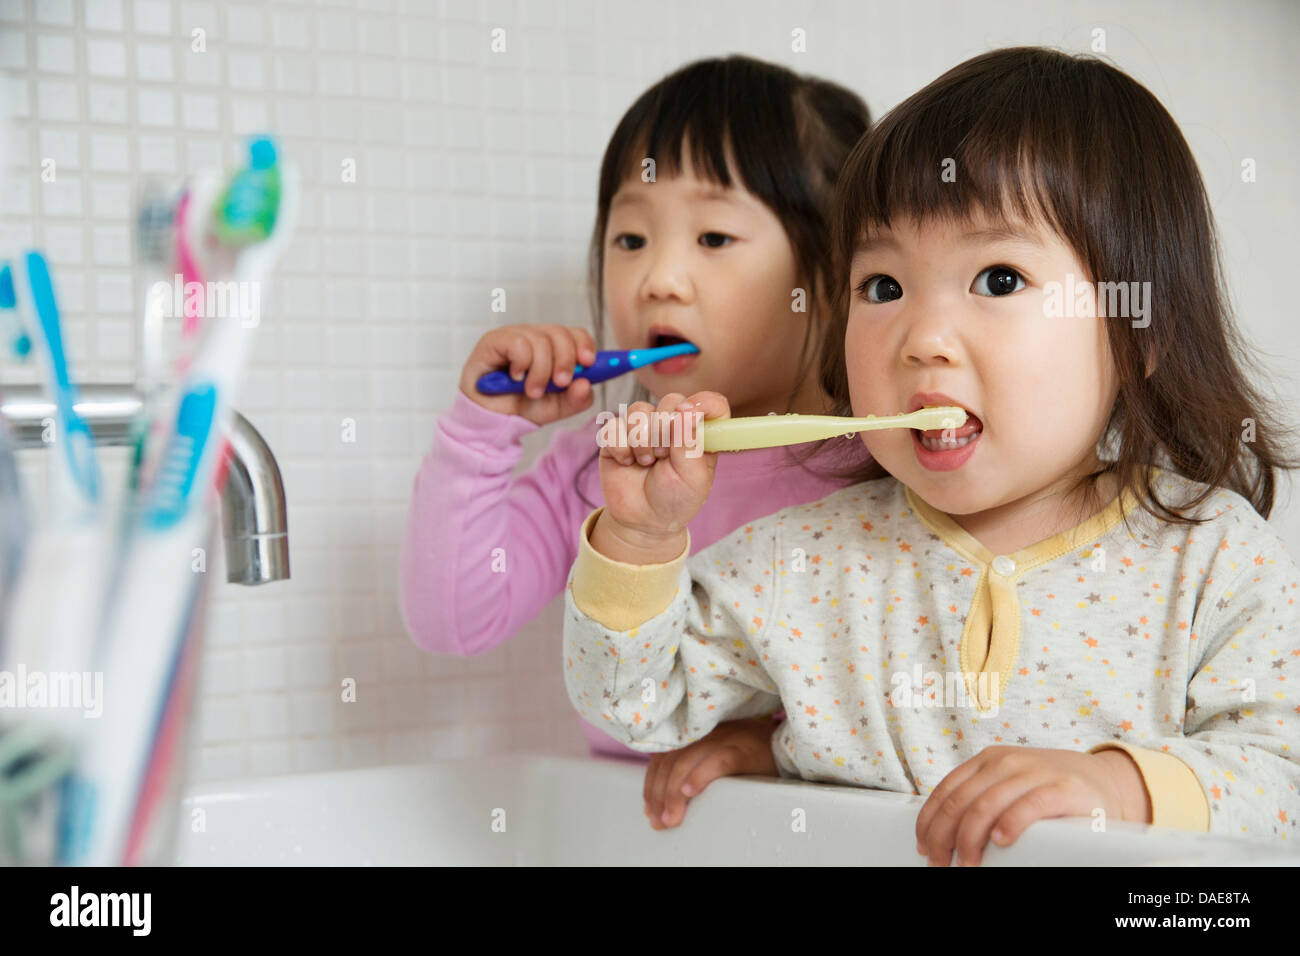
<box><xmin>611</xmin><ymin>183</ymin><xmax>744</xmax><ymax>210</ymax></box>
<box><xmin>690</xmin><ymin>184</ymin><xmax>739</xmax><ymax>203</ymax></box>
<box><xmin>853</xmin><ymin>225</ymin><xmax>1044</xmax><ymax>257</ymax></box>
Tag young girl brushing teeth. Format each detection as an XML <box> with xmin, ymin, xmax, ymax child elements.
<box><xmin>400</xmin><ymin>56</ymin><xmax>874</xmax><ymax>774</ymax></box>
<box><xmin>564</xmin><ymin>47</ymin><xmax>1300</xmax><ymax>864</ymax></box>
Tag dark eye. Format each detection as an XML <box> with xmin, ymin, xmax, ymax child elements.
<box><xmin>972</xmin><ymin>266</ymin><xmax>1025</xmax><ymax>297</ymax></box>
<box><xmin>613</xmin><ymin>234</ymin><xmax>645</xmax><ymax>251</ymax></box>
<box><xmin>856</xmin><ymin>275</ymin><xmax>903</xmax><ymax>303</ymax></box>
<box><xmin>700</xmin><ymin>232</ymin><xmax>733</xmax><ymax>248</ymax></box>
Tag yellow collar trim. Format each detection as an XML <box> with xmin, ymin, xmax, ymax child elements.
<box><xmin>902</xmin><ymin>465</ymin><xmax>1155</xmax><ymax>573</ymax></box>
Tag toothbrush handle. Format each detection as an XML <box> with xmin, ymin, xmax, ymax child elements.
<box><xmin>700</xmin><ymin>409</ymin><xmax>967</xmax><ymax>452</ymax></box>
<box><xmin>475</xmin><ymin>352</ymin><xmax>630</xmax><ymax>395</ymax></box>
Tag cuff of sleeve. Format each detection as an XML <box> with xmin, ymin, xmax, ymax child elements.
<box><xmin>569</xmin><ymin>507</ymin><xmax>689</xmax><ymax>632</ymax></box>
<box><xmin>441</xmin><ymin>389</ymin><xmax>541</xmax><ymax>449</ymax></box>
<box><xmin>1088</xmin><ymin>741</ymin><xmax>1211</xmax><ymax>832</ymax></box>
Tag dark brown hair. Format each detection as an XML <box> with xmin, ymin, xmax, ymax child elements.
<box><xmin>816</xmin><ymin>46</ymin><xmax>1299</xmax><ymax>527</ymax></box>
<box><xmin>575</xmin><ymin>54</ymin><xmax>874</xmax><ymax>508</ymax></box>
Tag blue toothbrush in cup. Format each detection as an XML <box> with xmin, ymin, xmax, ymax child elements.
<box><xmin>475</xmin><ymin>342</ymin><xmax>699</xmax><ymax>395</ymax></box>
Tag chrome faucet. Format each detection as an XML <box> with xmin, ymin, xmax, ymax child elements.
<box><xmin>0</xmin><ymin>383</ymin><xmax>289</xmax><ymax>584</ymax></box>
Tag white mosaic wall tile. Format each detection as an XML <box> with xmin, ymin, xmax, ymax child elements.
<box><xmin>0</xmin><ymin>0</ymin><xmax>1295</xmax><ymax>782</ymax></box>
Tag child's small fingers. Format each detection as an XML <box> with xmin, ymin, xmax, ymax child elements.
<box><xmin>654</xmin><ymin>393</ymin><xmax>686</xmax><ymax>458</ymax></box>
<box><xmin>603</xmin><ymin>408</ymin><xmax>638</xmax><ymax>466</ymax></box>
<box><xmin>503</xmin><ymin>334</ymin><xmax>533</xmax><ymax>382</ymax></box>
<box><xmin>643</xmin><ymin>754</ymin><xmax>661</xmax><ymax>808</ymax></box>
<box><xmin>545</xmin><ymin>326</ymin><xmax>577</xmax><ymax>388</ymax></box>
<box><xmin>659</xmin><ymin>746</ymin><xmax>724</xmax><ymax>826</ymax></box>
<box><xmin>660</xmin><ymin>762</ymin><xmax>701</xmax><ymax>827</ymax></box>
<box><xmin>681</xmin><ymin>390</ymin><xmax>730</xmax><ymax>423</ymax></box>
<box><xmin>644</xmin><ymin>752</ymin><xmax>671</xmax><ymax>810</ymax></box>
<box><xmin>669</xmin><ymin>403</ymin><xmax>708</xmax><ymax>472</ymax></box>
<box><xmin>914</xmin><ymin>758</ymin><xmax>984</xmax><ymax>850</ymax></box>
<box><xmin>624</xmin><ymin>400</ymin><xmax>657</xmax><ymax>465</ymax></box>
<box><xmin>660</xmin><ymin>788</ymin><xmax>689</xmax><ymax>828</ymax></box>
<box><xmin>599</xmin><ymin>435</ymin><xmax>632</xmax><ymax>467</ymax></box>
<box><xmin>564</xmin><ymin>376</ymin><xmax>592</xmax><ymax>413</ymax></box>
<box><xmin>523</xmin><ymin>333</ymin><xmax>554</xmax><ymax>399</ymax></box>
<box><xmin>663</xmin><ymin>744</ymin><xmax>758</xmax><ymax>828</ymax></box>
<box><xmin>681</xmin><ymin>747</ymin><xmax>743</xmax><ymax>798</ymax></box>
<box><xmin>644</xmin><ymin>755</ymin><xmax>673</xmax><ymax>829</ymax></box>
<box><xmin>622</xmin><ymin>400</ymin><xmax>652</xmax><ymax>445</ymax></box>
<box><xmin>574</xmin><ymin>327</ymin><xmax>598</xmax><ymax>365</ymax></box>
<box><xmin>657</xmin><ymin>392</ymin><xmax>687</xmax><ymax>414</ymax></box>
<box><xmin>597</xmin><ymin>417</ymin><xmax>622</xmax><ymax>460</ymax></box>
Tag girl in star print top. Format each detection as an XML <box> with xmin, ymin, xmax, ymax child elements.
<box><xmin>564</xmin><ymin>46</ymin><xmax>1300</xmax><ymax>865</ymax></box>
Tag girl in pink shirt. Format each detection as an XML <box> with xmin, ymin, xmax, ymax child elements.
<box><xmin>399</xmin><ymin>54</ymin><xmax>874</xmax><ymax>759</ymax></box>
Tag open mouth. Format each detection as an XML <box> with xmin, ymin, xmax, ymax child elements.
<box><xmin>644</xmin><ymin>328</ymin><xmax>698</xmax><ymax>373</ymax></box>
<box><xmin>912</xmin><ymin>410</ymin><xmax>983</xmax><ymax>451</ymax></box>
<box><xmin>649</xmin><ymin>332</ymin><xmax>693</xmax><ymax>349</ymax></box>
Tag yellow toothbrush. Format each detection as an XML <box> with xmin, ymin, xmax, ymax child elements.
<box><xmin>701</xmin><ymin>406</ymin><xmax>967</xmax><ymax>452</ymax></box>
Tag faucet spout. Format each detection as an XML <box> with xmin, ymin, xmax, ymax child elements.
<box><xmin>0</xmin><ymin>383</ymin><xmax>289</xmax><ymax>584</ymax></box>
<box><xmin>219</xmin><ymin>409</ymin><xmax>289</xmax><ymax>584</ymax></box>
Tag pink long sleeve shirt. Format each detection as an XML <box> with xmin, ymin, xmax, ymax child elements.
<box><xmin>399</xmin><ymin>390</ymin><xmax>871</xmax><ymax>757</ymax></box>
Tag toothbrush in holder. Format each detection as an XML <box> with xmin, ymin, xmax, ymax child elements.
<box><xmin>59</xmin><ymin>137</ymin><xmax>299</xmax><ymax>867</ymax></box>
<box><xmin>475</xmin><ymin>342</ymin><xmax>699</xmax><ymax>395</ymax></box>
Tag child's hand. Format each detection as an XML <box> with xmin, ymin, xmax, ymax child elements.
<box><xmin>643</xmin><ymin>715</ymin><xmax>780</xmax><ymax>829</ymax></box>
<box><xmin>589</xmin><ymin>391</ymin><xmax>728</xmax><ymax>565</ymax></box>
<box><xmin>457</xmin><ymin>324</ymin><xmax>598</xmax><ymax>425</ymax></box>
<box><xmin>914</xmin><ymin>746</ymin><xmax>1151</xmax><ymax>866</ymax></box>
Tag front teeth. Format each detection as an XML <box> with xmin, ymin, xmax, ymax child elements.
<box><xmin>919</xmin><ymin>432</ymin><xmax>978</xmax><ymax>451</ymax></box>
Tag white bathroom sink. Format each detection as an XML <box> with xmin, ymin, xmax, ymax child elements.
<box><xmin>173</xmin><ymin>754</ymin><xmax>1300</xmax><ymax>866</ymax></box>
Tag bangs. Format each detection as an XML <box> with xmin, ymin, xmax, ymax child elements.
<box><xmin>844</xmin><ymin>97</ymin><xmax>1065</xmax><ymax>239</ymax></box>
<box><xmin>608</xmin><ymin>95</ymin><xmax>741</xmax><ymax>190</ymax></box>
<box><xmin>596</xmin><ymin>56</ymin><xmax>812</xmax><ymax>213</ymax></box>
<box><xmin>833</xmin><ymin>48</ymin><xmax>1136</xmax><ymax>266</ymax></box>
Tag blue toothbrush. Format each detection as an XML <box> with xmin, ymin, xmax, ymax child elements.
<box><xmin>8</xmin><ymin>252</ymin><xmax>99</xmax><ymax>511</ymax></box>
<box><xmin>475</xmin><ymin>342</ymin><xmax>699</xmax><ymax>395</ymax></box>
